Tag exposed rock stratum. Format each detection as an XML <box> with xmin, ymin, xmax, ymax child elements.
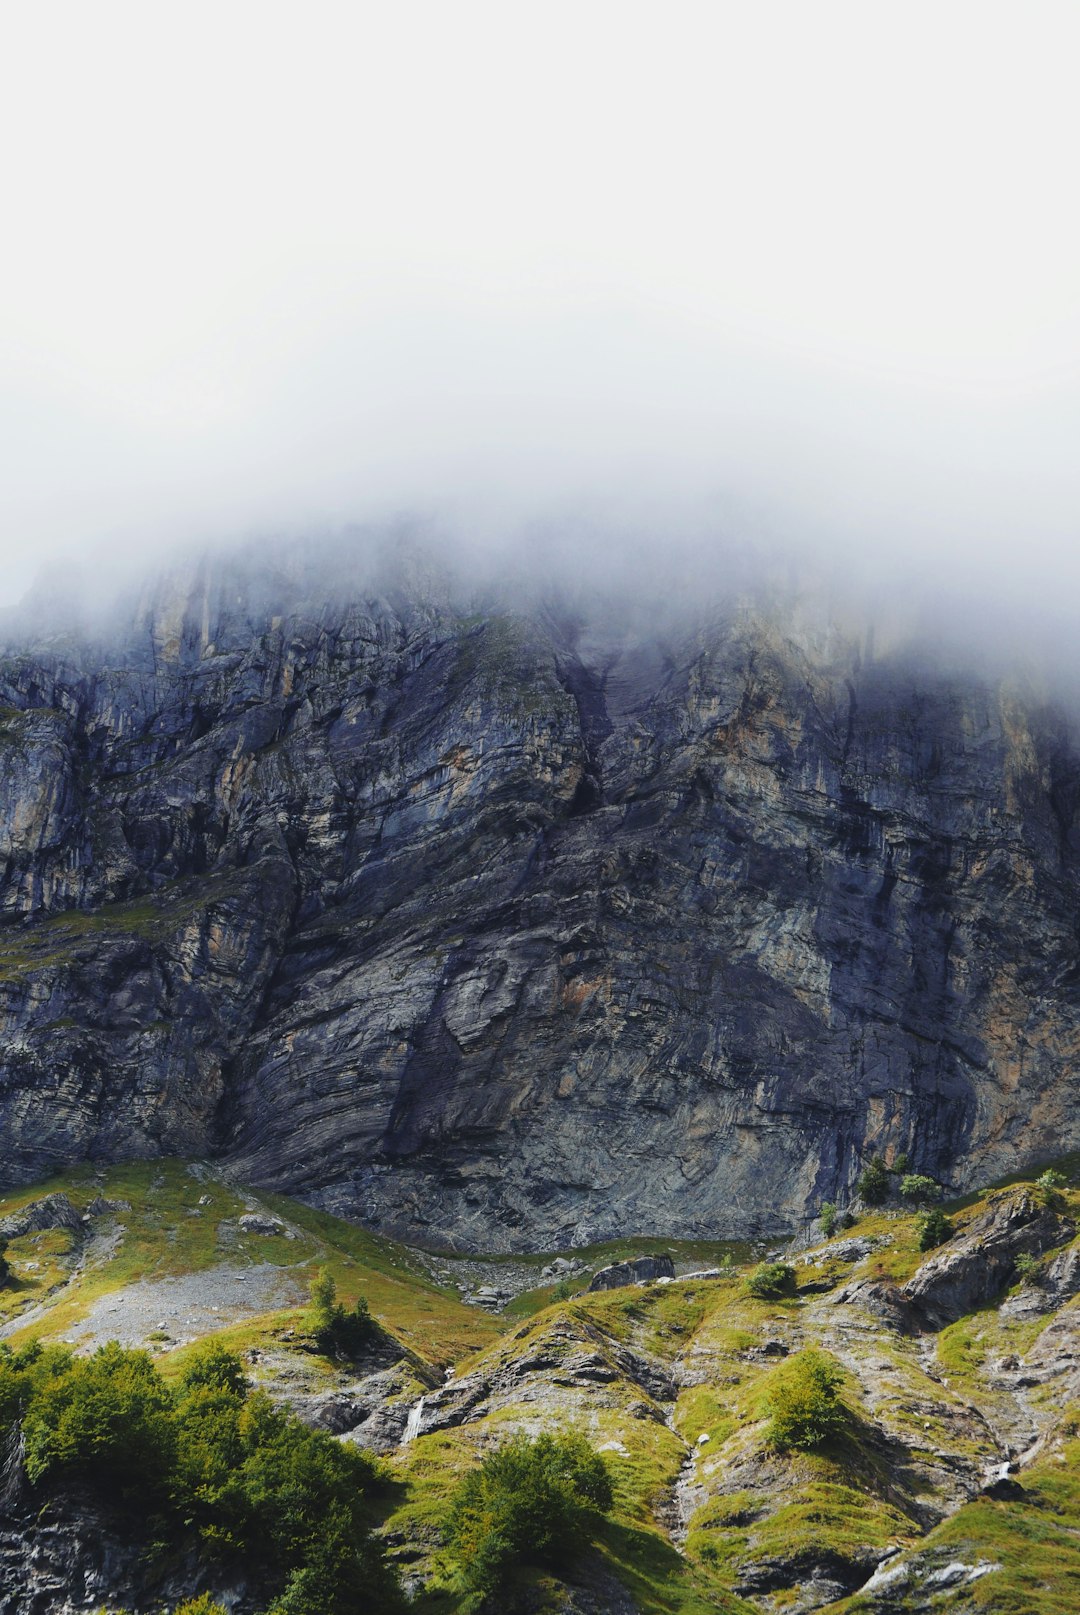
<box><xmin>2</xmin><ymin>545</ymin><xmax>1080</xmax><ymax>1248</ymax></box>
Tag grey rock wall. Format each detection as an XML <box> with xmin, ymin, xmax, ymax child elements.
<box><xmin>2</xmin><ymin>551</ymin><xmax>1080</xmax><ymax>1248</ymax></box>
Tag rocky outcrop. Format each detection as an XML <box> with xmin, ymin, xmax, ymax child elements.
<box><xmin>0</xmin><ymin>1194</ymin><xmax>85</xmax><ymax>1240</ymax></box>
<box><xmin>4</xmin><ymin>544</ymin><xmax>1080</xmax><ymax>1248</ymax></box>
<box><xmin>902</xmin><ymin>1190</ymin><xmax>1075</xmax><ymax>1327</ymax></box>
<box><xmin>0</xmin><ymin>1486</ymin><xmax>258</xmax><ymax>1614</ymax></box>
<box><xmin>588</xmin><ymin>1254</ymin><xmax>676</xmax><ymax>1291</ymax></box>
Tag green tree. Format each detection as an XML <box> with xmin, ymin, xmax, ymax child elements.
<box><xmin>1034</xmin><ymin>1169</ymin><xmax>1068</xmax><ymax>1210</ymax></box>
<box><xmin>0</xmin><ymin>1239</ymin><xmax>10</xmax><ymax>1289</ymax></box>
<box><xmin>917</xmin><ymin>1207</ymin><xmax>953</xmax><ymax>1250</ymax></box>
<box><xmin>819</xmin><ymin>1202</ymin><xmax>838</xmax><ymax>1239</ymax></box>
<box><xmin>1014</xmin><ymin>1251</ymin><xmax>1043</xmax><ymax>1286</ymax></box>
<box><xmin>446</xmin><ymin>1430</ymin><xmax>612</xmax><ymax>1603</ymax></box>
<box><xmin>899</xmin><ymin>1174</ymin><xmax>941</xmax><ymax>1206</ymax></box>
<box><xmin>745</xmin><ymin>1262</ymin><xmax>797</xmax><ymax>1300</ymax></box>
<box><xmin>765</xmin><ymin>1349</ymin><xmax>847</xmax><ymax>1451</ymax></box>
<box><xmin>892</xmin><ymin>1152</ymin><xmax>910</xmax><ymax>1176</ymax></box>
<box><xmin>309</xmin><ymin>1268</ymin><xmax>374</xmax><ymax>1358</ymax></box>
<box><xmin>2</xmin><ymin>1339</ymin><xmax>402</xmax><ymax>1613</ymax></box>
<box><xmin>22</xmin><ymin>1342</ymin><xmax>177</xmax><ymax>1502</ymax></box>
<box><xmin>856</xmin><ymin>1156</ymin><xmax>890</xmax><ymax>1206</ymax></box>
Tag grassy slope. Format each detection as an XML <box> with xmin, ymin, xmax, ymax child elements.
<box><xmin>2</xmin><ymin>1161</ymin><xmax>1080</xmax><ymax>1612</ymax></box>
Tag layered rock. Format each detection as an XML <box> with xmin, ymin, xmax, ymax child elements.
<box><xmin>3</xmin><ymin>547</ymin><xmax>1080</xmax><ymax>1248</ymax></box>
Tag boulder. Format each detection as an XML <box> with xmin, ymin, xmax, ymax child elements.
<box><xmin>588</xmin><ymin>1254</ymin><xmax>676</xmax><ymax>1292</ymax></box>
<box><xmin>238</xmin><ymin>1212</ymin><xmax>285</xmax><ymax>1236</ymax></box>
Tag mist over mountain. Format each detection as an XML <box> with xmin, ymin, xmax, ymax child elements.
<box><xmin>2</xmin><ymin>533</ymin><xmax>1079</xmax><ymax>1252</ymax></box>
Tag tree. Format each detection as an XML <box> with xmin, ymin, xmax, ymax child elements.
<box><xmin>0</xmin><ymin>1240</ymin><xmax>10</xmax><ymax>1289</ymax></box>
<box><xmin>1034</xmin><ymin>1169</ymin><xmax>1068</xmax><ymax>1210</ymax></box>
<box><xmin>309</xmin><ymin>1269</ymin><xmax>374</xmax><ymax>1358</ymax></box>
<box><xmin>819</xmin><ymin>1203</ymin><xmax>838</xmax><ymax>1239</ymax></box>
<box><xmin>745</xmin><ymin>1262</ymin><xmax>797</xmax><ymax>1300</ymax></box>
<box><xmin>21</xmin><ymin>1341</ymin><xmax>177</xmax><ymax>1502</ymax></box>
<box><xmin>917</xmin><ymin>1207</ymin><xmax>953</xmax><ymax>1250</ymax></box>
<box><xmin>899</xmin><ymin>1174</ymin><xmax>942</xmax><ymax>1206</ymax></box>
<box><xmin>446</xmin><ymin>1431</ymin><xmax>612</xmax><ymax>1603</ymax></box>
<box><xmin>765</xmin><ymin>1349</ymin><xmax>847</xmax><ymax>1451</ymax></box>
<box><xmin>856</xmin><ymin>1156</ymin><xmax>890</xmax><ymax>1206</ymax></box>
<box><xmin>892</xmin><ymin>1152</ymin><xmax>910</xmax><ymax>1176</ymax></box>
<box><xmin>1014</xmin><ymin>1251</ymin><xmax>1043</xmax><ymax>1286</ymax></box>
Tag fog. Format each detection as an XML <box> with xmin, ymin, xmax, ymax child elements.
<box><xmin>2</xmin><ymin>3</ymin><xmax>1078</xmax><ymax>637</ymax></box>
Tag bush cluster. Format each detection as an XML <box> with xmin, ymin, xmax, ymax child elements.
<box><xmin>1014</xmin><ymin>1250</ymin><xmax>1043</xmax><ymax>1286</ymax></box>
<box><xmin>764</xmin><ymin>1348</ymin><xmax>847</xmax><ymax>1451</ymax></box>
<box><xmin>0</xmin><ymin>1339</ymin><xmax>401</xmax><ymax>1615</ymax></box>
<box><xmin>1034</xmin><ymin>1169</ymin><xmax>1068</xmax><ymax>1211</ymax></box>
<box><xmin>446</xmin><ymin>1430</ymin><xmax>612</xmax><ymax>1607</ymax></box>
<box><xmin>899</xmin><ymin>1174</ymin><xmax>941</xmax><ymax>1205</ymax></box>
<box><xmin>309</xmin><ymin>1269</ymin><xmax>375</xmax><ymax>1358</ymax></box>
<box><xmin>745</xmin><ymin>1261</ymin><xmax>797</xmax><ymax>1300</ymax></box>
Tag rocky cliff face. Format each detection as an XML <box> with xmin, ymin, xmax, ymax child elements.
<box><xmin>2</xmin><ymin>546</ymin><xmax>1080</xmax><ymax>1248</ymax></box>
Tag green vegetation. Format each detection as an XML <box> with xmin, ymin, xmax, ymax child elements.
<box><xmin>310</xmin><ymin>1267</ymin><xmax>375</xmax><ymax>1358</ymax></box>
<box><xmin>0</xmin><ymin>1239</ymin><xmax>10</xmax><ymax>1288</ymax></box>
<box><xmin>744</xmin><ymin>1261</ymin><xmax>796</xmax><ymax>1300</ymax></box>
<box><xmin>1014</xmin><ymin>1250</ymin><xmax>1043</xmax><ymax>1285</ymax></box>
<box><xmin>819</xmin><ymin>1202</ymin><xmax>838</xmax><ymax>1238</ymax></box>
<box><xmin>1</xmin><ymin>1338</ymin><xmax>402</xmax><ymax>1614</ymax></box>
<box><xmin>899</xmin><ymin>1173</ymin><xmax>941</xmax><ymax>1205</ymax></box>
<box><xmin>1034</xmin><ymin>1168</ymin><xmax>1068</xmax><ymax>1210</ymax></box>
<box><xmin>763</xmin><ymin>1348</ymin><xmax>848</xmax><ymax>1451</ymax></box>
<box><xmin>855</xmin><ymin>1155</ymin><xmax>890</xmax><ymax>1206</ymax></box>
<box><xmin>3</xmin><ymin>1156</ymin><xmax>1079</xmax><ymax>1613</ymax></box>
<box><xmin>445</xmin><ymin>1430</ymin><xmax>613</xmax><ymax>1608</ymax></box>
<box><xmin>917</xmin><ymin>1205</ymin><xmax>953</xmax><ymax>1250</ymax></box>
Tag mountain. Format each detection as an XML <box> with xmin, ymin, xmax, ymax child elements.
<box><xmin>3</xmin><ymin>542</ymin><xmax>1080</xmax><ymax>1249</ymax></box>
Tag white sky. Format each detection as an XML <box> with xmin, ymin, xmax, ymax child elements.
<box><xmin>1</xmin><ymin>1</ymin><xmax>1079</xmax><ymax>607</ymax></box>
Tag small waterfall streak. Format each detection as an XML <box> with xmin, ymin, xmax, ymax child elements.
<box><xmin>403</xmin><ymin>1396</ymin><xmax>425</xmax><ymax>1444</ymax></box>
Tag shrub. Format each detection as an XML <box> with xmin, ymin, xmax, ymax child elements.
<box><xmin>172</xmin><ymin>1600</ymin><xmax>230</xmax><ymax>1615</ymax></box>
<box><xmin>446</xmin><ymin>1430</ymin><xmax>612</xmax><ymax>1602</ymax></box>
<box><xmin>1</xmin><ymin>1340</ymin><xmax>401</xmax><ymax>1613</ymax></box>
<box><xmin>856</xmin><ymin>1156</ymin><xmax>890</xmax><ymax>1206</ymax></box>
<box><xmin>1014</xmin><ymin>1251</ymin><xmax>1043</xmax><ymax>1286</ymax></box>
<box><xmin>892</xmin><ymin>1152</ymin><xmax>910</xmax><ymax>1176</ymax></box>
<box><xmin>1034</xmin><ymin>1169</ymin><xmax>1068</xmax><ymax>1210</ymax></box>
<box><xmin>900</xmin><ymin>1174</ymin><xmax>942</xmax><ymax>1206</ymax></box>
<box><xmin>765</xmin><ymin>1349</ymin><xmax>847</xmax><ymax>1451</ymax></box>
<box><xmin>310</xmin><ymin>1269</ymin><xmax>375</xmax><ymax>1358</ymax></box>
<box><xmin>0</xmin><ymin>1240</ymin><xmax>10</xmax><ymax>1288</ymax></box>
<box><xmin>22</xmin><ymin>1342</ymin><xmax>177</xmax><ymax>1502</ymax></box>
<box><xmin>917</xmin><ymin>1207</ymin><xmax>953</xmax><ymax>1250</ymax></box>
<box><xmin>745</xmin><ymin>1262</ymin><xmax>797</xmax><ymax>1300</ymax></box>
<box><xmin>819</xmin><ymin>1203</ymin><xmax>838</xmax><ymax>1239</ymax></box>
